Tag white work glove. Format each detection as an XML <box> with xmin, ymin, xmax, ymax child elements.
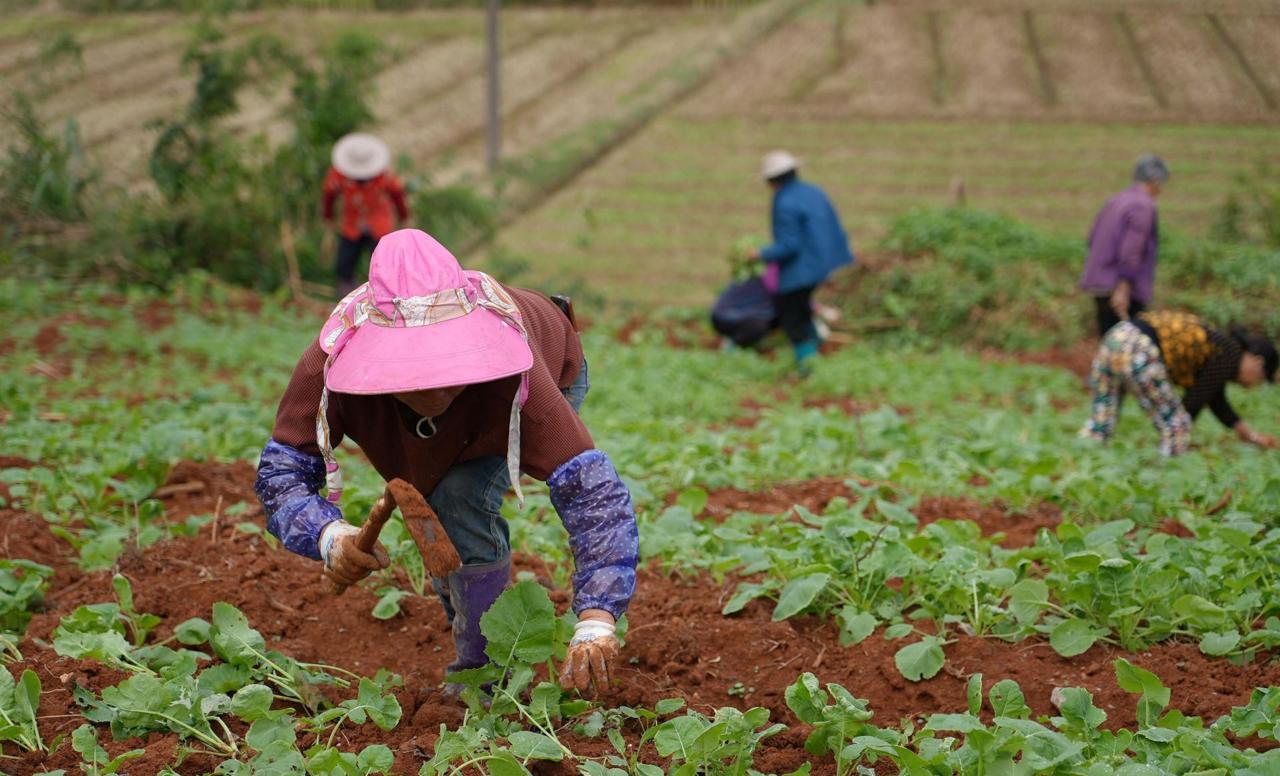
<box><xmin>561</xmin><ymin>617</ymin><xmax>619</xmax><ymax>694</ymax></box>
<box><xmin>319</xmin><ymin>521</ymin><xmax>389</xmax><ymax>587</ymax></box>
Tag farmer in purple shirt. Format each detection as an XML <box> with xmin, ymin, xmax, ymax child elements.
<box><xmin>1080</xmin><ymin>155</ymin><xmax>1169</xmax><ymax>336</ymax></box>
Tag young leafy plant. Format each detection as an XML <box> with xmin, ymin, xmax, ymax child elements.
<box><xmin>0</xmin><ymin>559</ymin><xmax>52</xmax><ymax>661</ymax></box>
<box><xmin>0</xmin><ymin>667</ymin><xmax>44</xmax><ymax>753</ymax></box>
<box><xmin>71</xmin><ymin>723</ymin><xmax>144</xmax><ymax>775</ymax></box>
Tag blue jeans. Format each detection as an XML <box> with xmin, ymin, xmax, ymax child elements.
<box><xmin>429</xmin><ymin>359</ymin><xmax>589</xmax><ymax>567</ymax></box>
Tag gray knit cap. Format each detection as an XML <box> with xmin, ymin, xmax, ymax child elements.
<box><xmin>1133</xmin><ymin>154</ymin><xmax>1170</xmax><ymax>183</ymax></box>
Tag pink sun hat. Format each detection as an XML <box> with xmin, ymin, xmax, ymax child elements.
<box><xmin>319</xmin><ymin>229</ymin><xmax>533</xmax><ymax>395</ymax></box>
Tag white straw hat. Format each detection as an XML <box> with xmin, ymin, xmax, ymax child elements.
<box><xmin>332</xmin><ymin>133</ymin><xmax>391</xmax><ymax>180</ymax></box>
<box><xmin>760</xmin><ymin>150</ymin><xmax>800</xmax><ymax>181</ymax></box>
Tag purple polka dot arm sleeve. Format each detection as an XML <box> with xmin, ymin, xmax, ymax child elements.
<box><xmin>547</xmin><ymin>450</ymin><xmax>639</xmax><ymax>620</ymax></box>
<box><xmin>254</xmin><ymin>440</ymin><xmax>341</xmax><ymax>561</ymax></box>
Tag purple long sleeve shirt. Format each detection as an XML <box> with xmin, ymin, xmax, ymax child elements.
<box><xmin>1079</xmin><ymin>184</ymin><xmax>1160</xmax><ymax>304</ymax></box>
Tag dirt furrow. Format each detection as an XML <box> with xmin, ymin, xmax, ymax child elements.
<box><xmin>378</xmin><ymin>25</ymin><xmax>639</xmax><ymax>166</ymax></box>
<box><xmin>230</xmin><ymin>16</ymin><xmax>567</xmax><ymax>153</ymax></box>
<box><xmin>940</xmin><ymin>9</ymin><xmax>1042</xmax><ymax>116</ymax></box>
<box><xmin>436</xmin><ymin>22</ymin><xmax>721</xmax><ymax>185</ymax></box>
<box><xmin>1216</xmin><ymin>13</ymin><xmax>1280</xmax><ymax>107</ymax></box>
<box><xmin>1205</xmin><ymin>12</ymin><xmax>1278</xmax><ymax>110</ymax></box>
<box><xmin>808</xmin><ymin>4</ymin><xmax>936</xmax><ymax>115</ymax></box>
<box><xmin>0</xmin><ymin>15</ymin><xmax>166</xmax><ymax>80</ymax></box>
<box><xmin>36</xmin><ymin>27</ymin><xmax>216</xmax><ymax>123</ymax></box>
<box><xmin>1035</xmin><ymin>11</ymin><xmax>1160</xmax><ymax>116</ymax></box>
<box><xmin>680</xmin><ymin>11</ymin><xmax>834</xmax><ymax>116</ymax></box>
<box><xmin>1130</xmin><ymin>10</ymin><xmax>1267</xmax><ymax>119</ymax></box>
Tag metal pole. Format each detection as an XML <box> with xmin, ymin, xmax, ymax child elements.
<box><xmin>486</xmin><ymin>0</ymin><xmax>500</xmax><ymax>174</ymax></box>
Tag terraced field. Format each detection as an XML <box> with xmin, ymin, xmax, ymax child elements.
<box><xmin>0</xmin><ymin>4</ymin><xmax>782</xmax><ymax>186</ymax></box>
<box><xmin>491</xmin><ymin>0</ymin><xmax>1280</xmax><ymax>306</ymax></box>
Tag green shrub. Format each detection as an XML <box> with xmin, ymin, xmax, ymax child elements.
<box><xmin>840</xmin><ymin>207</ymin><xmax>1280</xmax><ymax>351</ymax></box>
<box><xmin>0</xmin><ymin>94</ymin><xmax>95</xmax><ymax>229</ymax></box>
<box><xmin>1212</xmin><ymin>160</ymin><xmax>1280</xmax><ymax>249</ymax></box>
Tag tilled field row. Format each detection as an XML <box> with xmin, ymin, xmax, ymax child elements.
<box><xmin>3</xmin><ymin>7</ymin><xmax>729</xmax><ymax>186</ymax></box>
<box><xmin>686</xmin><ymin>3</ymin><xmax>1280</xmax><ymax>123</ymax></box>
<box><xmin>7</xmin><ymin>458</ymin><xmax>1280</xmax><ymax>774</ymax></box>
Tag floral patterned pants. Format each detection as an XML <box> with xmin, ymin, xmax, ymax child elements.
<box><xmin>1079</xmin><ymin>322</ymin><xmax>1192</xmax><ymax>456</ymax></box>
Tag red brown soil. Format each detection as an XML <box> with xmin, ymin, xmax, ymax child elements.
<box><xmin>12</xmin><ymin>525</ymin><xmax>1280</xmax><ymax>774</ymax></box>
<box><xmin>700</xmin><ymin>476</ymin><xmax>858</xmax><ymax>520</ymax></box>
<box><xmin>803</xmin><ymin>395</ymin><xmax>873</xmax><ymax>416</ymax></box>
<box><xmin>2</xmin><ymin>510</ymin><xmax>72</xmax><ymax>570</ymax></box>
<box><xmin>802</xmin><ymin>396</ymin><xmax>912</xmax><ymax>418</ymax></box>
<box><xmin>1157</xmin><ymin>517</ymin><xmax>1195</xmax><ymax>539</ymax></box>
<box><xmin>617</xmin><ymin>314</ymin><xmax>720</xmax><ymax>351</ymax></box>
<box><xmin>156</xmin><ymin>459</ymin><xmax>263</xmax><ymax>522</ymax></box>
<box><xmin>998</xmin><ymin>341</ymin><xmax>1098</xmax><ymax>381</ymax></box>
<box><xmin>134</xmin><ymin>299</ymin><xmax>176</xmax><ymax>330</ymax></box>
<box><xmin>30</xmin><ymin>313</ymin><xmax>111</xmax><ymax>357</ymax></box>
<box><xmin>5</xmin><ymin>465</ymin><xmax>1274</xmax><ymax>773</ymax></box>
<box><xmin>715</xmin><ymin>391</ymin><xmax>790</xmax><ymax>430</ymax></box>
<box><xmin>697</xmin><ymin>480</ymin><xmax>1057</xmax><ymax>550</ymax></box>
<box><xmin>32</xmin><ymin>320</ymin><xmax>67</xmax><ymax>356</ymax></box>
<box><xmin>914</xmin><ymin>497</ymin><xmax>1062</xmax><ymax>549</ymax></box>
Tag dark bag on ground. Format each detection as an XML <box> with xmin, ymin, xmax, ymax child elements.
<box><xmin>711</xmin><ymin>276</ymin><xmax>779</xmax><ymax>348</ymax></box>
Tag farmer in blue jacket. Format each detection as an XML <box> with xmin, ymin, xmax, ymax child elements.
<box><xmin>751</xmin><ymin>151</ymin><xmax>854</xmax><ymax>375</ymax></box>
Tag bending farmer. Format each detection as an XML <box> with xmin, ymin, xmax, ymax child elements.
<box><xmin>1080</xmin><ymin>154</ymin><xmax>1168</xmax><ymax>336</ymax></box>
<box><xmin>323</xmin><ymin>133</ymin><xmax>410</xmax><ymax>296</ymax></box>
<box><xmin>1079</xmin><ymin>310</ymin><xmax>1277</xmax><ymax>455</ymax></box>
<box><xmin>254</xmin><ymin>229</ymin><xmax>638</xmax><ymax>693</ymax></box>
<box><xmin>750</xmin><ymin>151</ymin><xmax>854</xmax><ymax>375</ymax></box>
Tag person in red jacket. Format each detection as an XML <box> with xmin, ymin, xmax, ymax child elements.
<box><xmin>323</xmin><ymin>133</ymin><xmax>411</xmax><ymax>295</ymax></box>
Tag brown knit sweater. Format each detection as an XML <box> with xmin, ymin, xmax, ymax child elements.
<box><xmin>271</xmin><ymin>287</ymin><xmax>593</xmax><ymax>495</ymax></box>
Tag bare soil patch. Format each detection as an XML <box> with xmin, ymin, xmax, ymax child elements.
<box><xmin>437</xmin><ymin>19</ymin><xmax>719</xmax><ymax>185</ymax></box>
<box><xmin>941</xmin><ymin>9</ymin><xmax>1042</xmax><ymax>115</ymax></box>
<box><xmin>811</xmin><ymin>4</ymin><xmax>936</xmax><ymax>115</ymax></box>
<box><xmin>381</xmin><ymin>27</ymin><xmax>633</xmax><ymax>165</ymax></box>
<box><xmin>683</xmin><ymin>13</ymin><xmax>833</xmax><ymax>115</ymax></box>
<box><xmin>1036</xmin><ymin>11</ymin><xmax>1160</xmax><ymax>117</ymax></box>
<box><xmin>155</xmin><ymin>459</ymin><xmax>263</xmax><ymax>524</ymax></box>
<box><xmin>701</xmin><ymin>476</ymin><xmax>857</xmax><ymax>520</ymax></box>
<box><xmin>914</xmin><ymin>496</ymin><xmax>1061</xmax><ymax>549</ymax></box>
<box><xmin>1131</xmin><ymin>10</ymin><xmax>1267</xmax><ymax>119</ymax></box>
<box><xmin>616</xmin><ymin>314</ymin><xmax>720</xmax><ymax>350</ymax></box>
<box><xmin>985</xmin><ymin>340</ymin><xmax>1097</xmax><ymax>381</ymax></box>
<box><xmin>1</xmin><ymin>509</ymin><xmax>78</xmax><ymax>582</ymax></box>
<box><xmin>134</xmin><ymin>299</ymin><xmax>176</xmax><ymax>330</ymax></box>
<box><xmin>1219</xmin><ymin>14</ymin><xmax>1280</xmax><ymax>106</ymax></box>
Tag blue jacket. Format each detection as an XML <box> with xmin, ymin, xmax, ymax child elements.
<box><xmin>759</xmin><ymin>179</ymin><xmax>854</xmax><ymax>293</ymax></box>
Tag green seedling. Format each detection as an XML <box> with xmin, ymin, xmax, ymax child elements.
<box><xmin>0</xmin><ymin>668</ymin><xmax>44</xmax><ymax>753</ymax></box>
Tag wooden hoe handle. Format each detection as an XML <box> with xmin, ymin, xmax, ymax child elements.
<box><xmin>326</xmin><ymin>478</ymin><xmax>463</xmax><ymax>596</ymax></box>
<box><xmin>326</xmin><ymin>484</ymin><xmax>397</xmax><ymax>596</ymax></box>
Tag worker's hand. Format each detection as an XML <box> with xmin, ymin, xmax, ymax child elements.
<box><xmin>561</xmin><ymin>612</ymin><xmax>619</xmax><ymax>694</ymax></box>
<box><xmin>749</xmin><ymin>247</ymin><xmax>762</xmax><ymax>261</ymax></box>
<box><xmin>319</xmin><ymin>521</ymin><xmax>390</xmax><ymax>587</ymax></box>
<box><xmin>1110</xmin><ymin>282</ymin><xmax>1132</xmax><ymax>321</ymax></box>
<box><xmin>1236</xmin><ymin>422</ymin><xmax>1279</xmax><ymax>449</ymax></box>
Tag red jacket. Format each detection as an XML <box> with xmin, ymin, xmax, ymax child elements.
<box><xmin>322</xmin><ymin>168</ymin><xmax>410</xmax><ymax>240</ymax></box>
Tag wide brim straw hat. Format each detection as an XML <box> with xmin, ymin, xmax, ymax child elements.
<box><xmin>760</xmin><ymin>150</ymin><xmax>800</xmax><ymax>181</ymax></box>
<box><xmin>332</xmin><ymin>133</ymin><xmax>392</xmax><ymax>180</ymax></box>
<box><xmin>319</xmin><ymin>230</ymin><xmax>533</xmax><ymax>395</ymax></box>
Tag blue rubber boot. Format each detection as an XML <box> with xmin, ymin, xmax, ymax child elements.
<box><xmin>795</xmin><ymin>339</ymin><xmax>819</xmax><ymax>378</ymax></box>
<box><xmin>445</xmin><ymin>556</ymin><xmax>511</xmax><ymax>675</ymax></box>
